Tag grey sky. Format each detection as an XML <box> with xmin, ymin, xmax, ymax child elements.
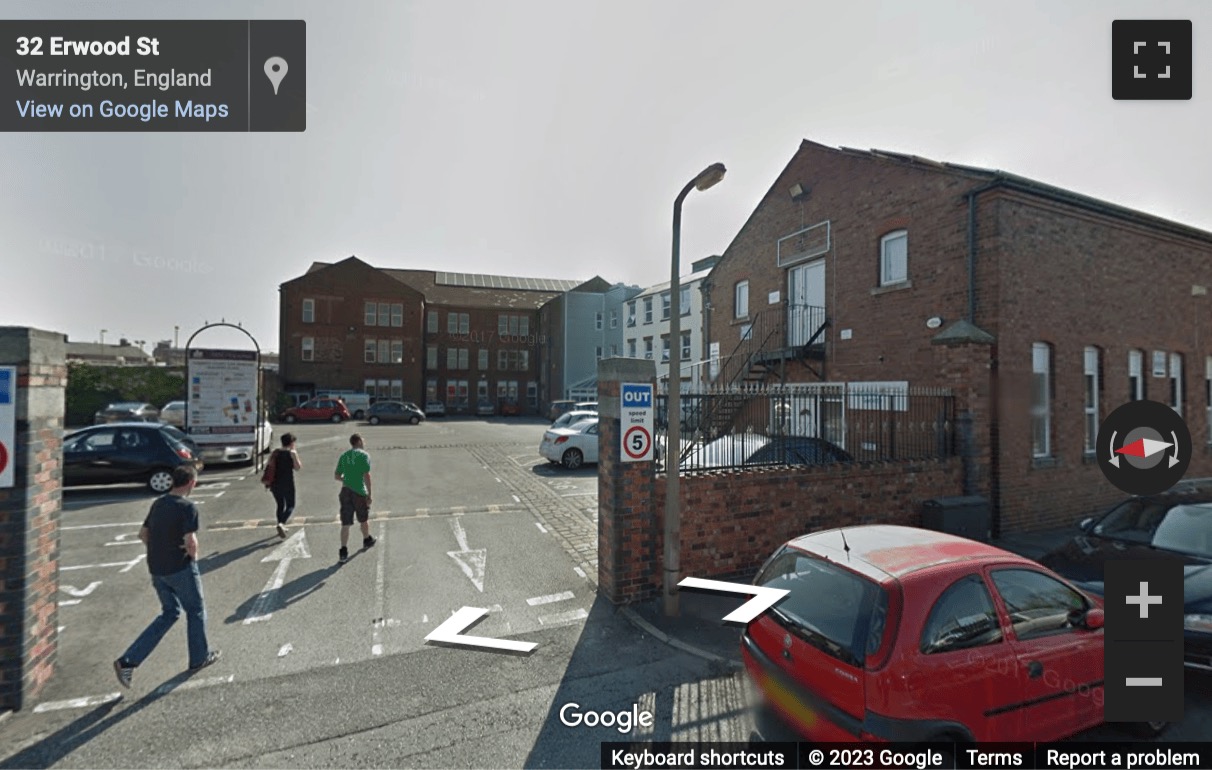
<box><xmin>3</xmin><ymin>0</ymin><xmax>1209</xmax><ymax>353</ymax></box>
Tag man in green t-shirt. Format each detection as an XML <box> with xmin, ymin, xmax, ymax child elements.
<box><xmin>334</xmin><ymin>433</ymin><xmax>375</xmax><ymax>563</ymax></box>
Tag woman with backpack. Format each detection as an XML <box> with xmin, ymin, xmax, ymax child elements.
<box><xmin>263</xmin><ymin>433</ymin><xmax>302</xmax><ymax>538</ymax></box>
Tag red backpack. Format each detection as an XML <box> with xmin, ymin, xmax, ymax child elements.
<box><xmin>261</xmin><ymin>450</ymin><xmax>278</xmax><ymax>488</ymax></box>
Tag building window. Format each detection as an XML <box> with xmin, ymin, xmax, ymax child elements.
<box><xmin>680</xmin><ymin>286</ymin><xmax>691</xmax><ymax>315</ymax></box>
<box><xmin>627</xmin><ymin>302</ymin><xmax>636</xmax><ymax>327</ymax></box>
<box><xmin>880</xmin><ymin>230</ymin><xmax>909</xmax><ymax>286</ymax></box>
<box><xmin>644</xmin><ymin>338</ymin><xmax>653</xmax><ymax>359</ymax></box>
<box><xmin>364</xmin><ymin>379</ymin><xmax>376</xmax><ymax>397</ymax></box>
<box><xmin>520</xmin><ymin>350</ymin><xmax>528</xmax><ymax>371</ymax></box>
<box><xmin>498</xmin><ymin>315</ymin><xmax>508</xmax><ymax>335</ymax></box>
<box><xmin>378</xmin><ymin>379</ymin><xmax>390</xmax><ymax>397</ymax></box>
<box><xmin>595</xmin><ymin>312</ymin><xmax>603</xmax><ymax>331</ymax></box>
<box><xmin>735</xmin><ymin>280</ymin><xmax>749</xmax><ymax>319</ymax></box>
<box><xmin>681</xmin><ymin>332</ymin><xmax>691</xmax><ymax>360</ymax></box>
<box><xmin>596</xmin><ymin>347</ymin><xmax>603</xmax><ymax>360</ymax></box>
<box><xmin>448</xmin><ymin>348</ymin><xmax>458</xmax><ymax>369</ymax></box>
<box><xmin>478</xmin><ymin>349</ymin><xmax>489</xmax><ymax>370</ymax></box>
<box><xmin>427</xmin><ymin>311</ymin><xmax>438</xmax><ymax>333</ymax></box>
<box><xmin>1031</xmin><ymin>342</ymin><xmax>1051</xmax><ymax>458</ymax></box>
<box><xmin>426</xmin><ymin>379</ymin><xmax>438</xmax><ymax>402</ymax></box>
<box><xmin>643</xmin><ymin>297</ymin><xmax>653</xmax><ymax>324</ymax></box>
<box><xmin>365</xmin><ymin>339</ymin><xmax>377</xmax><ymax>363</ymax></box>
<box><xmin>661</xmin><ymin>292</ymin><xmax>671</xmax><ymax>321</ymax></box>
<box><xmin>497</xmin><ymin>350</ymin><xmax>528</xmax><ymax>371</ymax></box>
<box><xmin>365</xmin><ymin>301</ymin><xmax>377</xmax><ymax>326</ymax></box>
<box><xmin>378</xmin><ymin>340</ymin><xmax>390</xmax><ymax>364</ymax></box>
<box><xmin>1129</xmin><ymin>349</ymin><xmax>1144</xmax><ymax>401</ymax></box>
<box><xmin>527</xmin><ymin>381</ymin><xmax>538</xmax><ymax>408</ymax></box>
<box><xmin>661</xmin><ymin>335</ymin><xmax>670</xmax><ymax>361</ymax></box>
<box><xmin>391</xmin><ymin>304</ymin><xmax>403</xmax><ymax>327</ymax></box>
<box><xmin>610</xmin><ymin>309</ymin><xmax>618</xmax><ymax>329</ymax></box>
<box><xmin>520</xmin><ymin>317</ymin><xmax>529</xmax><ymax>336</ymax></box>
<box><xmin>378</xmin><ymin>303</ymin><xmax>390</xmax><ymax>327</ymax></box>
<box><xmin>302</xmin><ymin>298</ymin><xmax>315</xmax><ymax>323</ymax></box>
<box><xmin>459</xmin><ymin>313</ymin><xmax>469</xmax><ymax>334</ymax></box>
<box><xmin>391</xmin><ymin>340</ymin><xmax>404</xmax><ymax>365</ymax></box>
<box><xmin>610</xmin><ymin>343</ymin><xmax>618</xmax><ymax>357</ymax></box>
<box><xmin>628</xmin><ymin>339</ymin><xmax>637</xmax><ymax>357</ymax></box>
<box><xmin>391</xmin><ymin>380</ymin><xmax>403</xmax><ymax>399</ymax></box>
<box><xmin>301</xmin><ymin>337</ymin><xmax>314</xmax><ymax>362</ymax></box>
<box><xmin>1171</xmin><ymin>352</ymin><xmax>1184</xmax><ymax>415</ymax></box>
<box><xmin>498</xmin><ymin>314</ymin><xmax>527</xmax><ymax>336</ymax></box>
<box><xmin>427</xmin><ymin>345</ymin><xmax>437</xmax><ymax>369</ymax></box>
<box><xmin>1084</xmin><ymin>347</ymin><xmax>1100</xmax><ymax>454</ymax></box>
<box><xmin>460</xmin><ymin>349</ymin><xmax>469</xmax><ymax>369</ymax></box>
<box><xmin>448</xmin><ymin>312</ymin><xmax>459</xmax><ymax>334</ymax></box>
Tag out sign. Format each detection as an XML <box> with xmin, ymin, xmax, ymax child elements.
<box><xmin>620</xmin><ymin>383</ymin><xmax>653</xmax><ymax>463</ymax></box>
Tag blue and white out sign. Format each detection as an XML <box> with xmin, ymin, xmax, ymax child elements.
<box><xmin>620</xmin><ymin>382</ymin><xmax>654</xmax><ymax>463</ymax></box>
<box><xmin>0</xmin><ymin>366</ymin><xmax>15</xmax><ymax>488</ymax></box>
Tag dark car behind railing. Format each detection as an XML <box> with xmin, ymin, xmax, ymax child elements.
<box><xmin>94</xmin><ymin>401</ymin><xmax>161</xmax><ymax>425</ymax></box>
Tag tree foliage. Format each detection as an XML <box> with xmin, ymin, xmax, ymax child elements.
<box><xmin>65</xmin><ymin>363</ymin><xmax>186</xmax><ymax>427</ymax></box>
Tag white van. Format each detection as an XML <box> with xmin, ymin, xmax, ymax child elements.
<box><xmin>318</xmin><ymin>392</ymin><xmax>372</xmax><ymax>419</ymax></box>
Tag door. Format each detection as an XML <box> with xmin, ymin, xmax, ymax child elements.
<box><xmin>988</xmin><ymin>567</ymin><xmax>1105</xmax><ymax>741</ymax></box>
<box><xmin>788</xmin><ymin>260</ymin><xmax>825</xmax><ymax>346</ymax></box>
<box><xmin>583</xmin><ymin>422</ymin><xmax>600</xmax><ymax>463</ymax></box>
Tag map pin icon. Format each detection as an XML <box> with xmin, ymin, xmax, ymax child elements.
<box><xmin>264</xmin><ymin>57</ymin><xmax>288</xmax><ymax>95</ymax></box>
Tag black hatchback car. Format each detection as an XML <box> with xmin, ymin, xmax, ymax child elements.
<box><xmin>1039</xmin><ymin>487</ymin><xmax>1212</xmax><ymax>673</ymax></box>
<box><xmin>64</xmin><ymin>423</ymin><xmax>203</xmax><ymax>493</ymax></box>
<box><xmin>365</xmin><ymin>401</ymin><xmax>425</xmax><ymax>425</ymax></box>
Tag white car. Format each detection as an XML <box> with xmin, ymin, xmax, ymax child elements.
<box><xmin>539</xmin><ymin>417</ymin><xmax>599</xmax><ymax>469</ymax></box>
<box><xmin>160</xmin><ymin>400</ymin><xmax>186</xmax><ymax>427</ymax></box>
<box><xmin>550</xmin><ymin>410</ymin><xmax>597</xmax><ymax>429</ymax></box>
<box><xmin>197</xmin><ymin>419</ymin><xmax>274</xmax><ymax>465</ymax></box>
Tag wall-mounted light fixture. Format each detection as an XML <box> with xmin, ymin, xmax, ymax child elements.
<box><xmin>789</xmin><ymin>183</ymin><xmax>810</xmax><ymax>202</ymax></box>
<box><xmin>926</xmin><ymin>316</ymin><xmax>944</xmax><ymax>329</ymax></box>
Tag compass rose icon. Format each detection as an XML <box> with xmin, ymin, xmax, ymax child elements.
<box><xmin>1098</xmin><ymin>400</ymin><xmax>1191</xmax><ymax>495</ymax></box>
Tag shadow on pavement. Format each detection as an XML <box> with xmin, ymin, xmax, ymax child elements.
<box><xmin>197</xmin><ymin>535</ymin><xmax>280</xmax><ymax>576</ymax></box>
<box><xmin>0</xmin><ymin>670</ymin><xmax>201</xmax><ymax>769</ymax></box>
<box><xmin>223</xmin><ymin>563</ymin><xmax>341</xmax><ymax>624</ymax></box>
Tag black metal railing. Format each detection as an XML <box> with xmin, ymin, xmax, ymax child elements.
<box><xmin>654</xmin><ymin>384</ymin><xmax>954</xmax><ymax>472</ymax></box>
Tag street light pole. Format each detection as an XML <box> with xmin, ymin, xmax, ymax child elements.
<box><xmin>665</xmin><ymin>162</ymin><xmax>726</xmax><ymax>617</ymax></box>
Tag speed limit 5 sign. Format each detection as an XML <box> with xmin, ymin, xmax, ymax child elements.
<box><xmin>620</xmin><ymin>383</ymin><xmax>653</xmax><ymax>463</ymax></box>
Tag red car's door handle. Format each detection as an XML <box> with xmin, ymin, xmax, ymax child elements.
<box><xmin>1026</xmin><ymin>661</ymin><xmax>1044</xmax><ymax>679</ymax></box>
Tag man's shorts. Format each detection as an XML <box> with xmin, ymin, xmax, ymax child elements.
<box><xmin>338</xmin><ymin>486</ymin><xmax>370</xmax><ymax>525</ymax></box>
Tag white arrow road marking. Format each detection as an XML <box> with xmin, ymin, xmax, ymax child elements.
<box><xmin>447</xmin><ymin>518</ymin><xmax>487</xmax><ymax>592</ymax></box>
<box><xmin>104</xmin><ymin>533</ymin><xmax>141</xmax><ymax>547</ymax></box>
<box><xmin>678</xmin><ymin>577</ymin><xmax>790</xmax><ymax>624</ymax></box>
<box><xmin>278</xmin><ymin>643</ymin><xmax>293</xmax><ymax>658</ymax></box>
<box><xmin>61</xmin><ymin>554</ymin><xmax>145</xmax><ymax>573</ymax></box>
<box><xmin>61</xmin><ymin>582</ymin><xmax>102</xmax><ymax>597</ymax></box>
<box><xmin>424</xmin><ymin>606</ymin><xmax>537</xmax><ymax>654</ymax></box>
<box><xmin>243</xmin><ymin>530</ymin><xmax>311</xmax><ymax>624</ymax></box>
<box><xmin>58</xmin><ymin>600</ymin><xmax>82</xmax><ymax>606</ymax></box>
<box><xmin>33</xmin><ymin>693</ymin><xmax>122</xmax><ymax>713</ymax></box>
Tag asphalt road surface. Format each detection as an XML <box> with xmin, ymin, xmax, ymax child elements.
<box><xmin>1</xmin><ymin>417</ymin><xmax>1209</xmax><ymax>768</ymax></box>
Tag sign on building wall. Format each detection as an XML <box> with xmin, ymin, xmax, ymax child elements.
<box><xmin>620</xmin><ymin>382</ymin><xmax>653</xmax><ymax>463</ymax></box>
<box><xmin>0</xmin><ymin>366</ymin><xmax>14</xmax><ymax>489</ymax></box>
<box><xmin>187</xmin><ymin>349</ymin><xmax>258</xmax><ymax>446</ymax></box>
<box><xmin>708</xmin><ymin>342</ymin><xmax>720</xmax><ymax>380</ymax></box>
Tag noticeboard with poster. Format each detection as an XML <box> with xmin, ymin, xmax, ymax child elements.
<box><xmin>187</xmin><ymin>348</ymin><xmax>258</xmax><ymax>446</ymax></box>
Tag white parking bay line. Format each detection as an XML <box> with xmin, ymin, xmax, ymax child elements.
<box><xmin>61</xmin><ymin>522</ymin><xmax>143</xmax><ymax>531</ymax></box>
<box><xmin>34</xmin><ymin>693</ymin><xmax>123</xmax><ymax>713</ymax></box>
<box><xmin>535</xmin><ymin>522</ymin><xmax>548</xmax><ymax>534</ymax></box>
<box><xmin>154</xmin><ymin>674</ymin><xmax>233</xmax><ymax>696</ymax></box>
<box><xmin>538</xmin><ymin>608</ymin><xmax>589</xmax><ymax>626</ymax></box>
<box><xmin>561</xmin><ymin>492</ymin><xmax>596</xmax><ymax>497</ymax></box>
<box><xmin>527</xmin><ymin>591</ymin><xmax>574</xmax><ymax>607</ymax></box>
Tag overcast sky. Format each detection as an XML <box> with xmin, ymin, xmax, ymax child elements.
<box><xmin>2</xmin><ymin>0</ymin><xmax>1209</xmax><ymax>353</ymax></box>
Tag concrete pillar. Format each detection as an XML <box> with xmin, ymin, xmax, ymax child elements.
<box><xmin>0</xmin><ymin>327</ymin><xmax>67</xmax><ymax>711</ymax></box>
<box><xmin>597</xmin><ymin>357</ymin><xmax>659</xmax><ymax>604</ymax></box>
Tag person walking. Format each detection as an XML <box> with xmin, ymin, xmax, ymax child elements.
<box><xmin>269</xmin><ymin>432</ymin><xmax>302</xmax><ymax>539</ymax></box>
<box><xmin>334</xmin><ymin>433</ymin><xmax>375</xmax><ymax>563</ymax></box>
<box><xmin>113</xmin><ymin>465</ymin><xmax>220</xmax><ymax>688</ymax></box>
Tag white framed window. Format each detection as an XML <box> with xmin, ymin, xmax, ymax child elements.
<box><xmin>595</xmin><ymin>312</ymin><xmax>603</xmax><ymax>331</ymax></box>
<box><xmin>448</xmin><ymin>348</ymin><xmax>459</xmax><ymax>369</ymax></box>
<box><xmin>458</xmin><ymin>348</ymin><xmax>469</xmax><ymax>370</ymax></box>
<box><xmin>644</xmin><ymin>339</ymin><xmax>653</xmax><ymax>359</ymax></box>
<box><xmin>509</xmin><ymin>316</ymin><xmax>519</xmax><ymax>336</ymax></box>
<box><xmin>301</xmin><ymin>337</ymin><xmax>314</xmax><ymax>362</ymax></box>
<box><xmin>610</xmin><ymin>309</ymin><xmax>618</xmax><ymax>329</ymax></box>
<box><xmin>378</xmin><ymin>303</ymin><xmax>390</xmax><ymax>326</ymax></box>
<box><xmin>610</xmin><ymin>343</ymin><xmax>618</xmax><ymax>357</ymax></box>
<box><xmin>596</xmin><ymin>346</ymin><xmax>603</xmax><ymax>360</ymax></box>
<box><xmin>880</xmin><ymin>230</ymin><xmax>908</xmax><ymax>286</ymax></box>
<box><xmin>365</xmin><ymin>339</ymin><xmax>377</xmax><ymax>363</ymax></box>
<box><xmin>498</xmin><ymin>350</ymin><xmax>507</xmax><ymax>370</ymax></box>
<box><xmin>643</xmin><ymin>298</ymin><xmax>653</xmax><ymax>324</ymax></box>
<box><xmin>661</xmin><ymin>292</ymin><xmax>671</xmax><ymax>321</ymax></box>
<box><xmin>427</xmin><ymin>310</ymin><xmax>438</xmax><ymax>333</ymax></box>
<box><xmin>459</xmin><ymin>313</ymin><xmax>469</xmax><ymax>334</ymax></box>
<box><xmin>391</xmin><ymin>380</ymin><xmax>403</xmax><ymax>399</ymax></box>
<box><xmin>627</xmin><ymin>302</ymin><xmax>636</xmax><ymax>326</ymax></box>
<box><xmin>628</xmin><ymin>339</ymin><xmax>636</xmax><ymax>357</ymax></box>
<box><xmin>365</xmin><ymin>301</ymin><xmax>377</xmax><ymax>326</ymax></box>
<box><xmin>447</xmin><ymin>312</ymin><xmax>459</xmax><ymax>334</ymax></box>
<box><xmin>478</xmin><ymin>349</ymin><xmax>489</xmax><ymax>370</ymax></box>
<box><xmin>364</xmin><ymin>379</ymin><xmax>376</xmax><ymax>397</ymax></box>
<box><xmin>498</xmin><ymin>315</ymin><xmax>508</xmax><ymax>335</ymax></box>
<box><xmin>377</xmin><ymin>379</ymin><xmax>389</xmax><ymax>397</ymax></box>
<box><xmin>1083</xmin><ymin>347</ymin><xmax>1100</xmax><ymax>454</ymax></box>
<box><xmin>378</xmin><ymin>340</ymin><xmax>390</xmax><ymax>364</ymax></box>
<box><xmin>735</xmin><ymin>280</ymin><xmax>749</xmax><ymax>319</ymax></box>
<box><xmin>391</xmin><ymin>303</ymin><xmax>403</xmax><ymax>327</ymax></box>
<box><xmin>681</xmin><ymin>332</ymin><xmax>691</xmax><ymax>360</ymax></box>
<box><xmin>527</xmin><ymin>381</ymin><xmax>538</xmax><ymax>407</ymax></box>
<box><xmin>390</xmin><ymin>340</ymin><xmax>403</xmax><ymax>364</ymax></box>
<box><xmin>520</xmin><ymin>317</ymin><xmax>529</xmax><ymax>336</ymax></box>
<box><xmin>1129</xmin><ymin>349</ymin><xmax>1144</xmax><ymax>401</ymax></box>
<box><xmin>427</xmin><ymin>345</ymin><xmax>437</xmax><ymax>369</ymax></box>
<box><xmin>1031</xmin><ymin>342</ymin><xmax>1051</xmax><ymax>458</ymax></box>
<box><xmin>302</xmin><ymin>298</ymin><xmax>315</xmax><ymax>323</ymax></box>
<box><xmin>1171</xmin><ymin>352</ymin><xmax>1184</xmax><ymax>415</ymax></box>
<box><xmin>661</xmin><ymin>335</ymin><xmax>670</xmax><ymax>361</ymax></box>
<box><xmin>680</xmin><ymin>286</ymin><xmax>691</xmax><ymax>315</ymax></box>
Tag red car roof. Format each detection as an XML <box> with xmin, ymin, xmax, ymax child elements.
<box><xmin>787</xmin><ymin>524</ymin><xmax>1034</xmax><ymax>581</ymax></box>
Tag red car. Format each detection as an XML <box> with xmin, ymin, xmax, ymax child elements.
<box><xmin>281</xmin><ymin>398</ymin><xmax>351</xmax><ymax>424</ymax></box>
<box><xmin>742</xmin><ymin>525</ymin><xmax>1157</xmax><ymax>747</ymax></box>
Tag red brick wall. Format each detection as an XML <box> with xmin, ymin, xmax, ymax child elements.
<box><xmin>425</xmin><ymin>304</ymin><xmax>542</xmax><ymax>413</ymax></box>
<box><xmin>0</xmin><ymin>329</ymin><xmax>67</xmax><ymax>710</ymax></box>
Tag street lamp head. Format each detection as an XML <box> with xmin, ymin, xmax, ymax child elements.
<box><xmin>693</xmin><ymin>163</ymin><xmax>726</xmax><ymax>192</ymax></box>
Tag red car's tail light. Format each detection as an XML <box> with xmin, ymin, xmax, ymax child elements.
<box><xmin>176</xmin><ymin>447</ymin><xmax>193</xmax><ymax>460</ymax></box>
<box><xmin>554</xmin><ymin>436</ymin><xmax>569</xmax><ymax>444</ymax></box>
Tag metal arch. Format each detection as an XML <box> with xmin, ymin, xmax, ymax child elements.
<box><xmin>183</xmin><ymin>322</ymin><xmax>266</xmax><ymax>474</ymax></box>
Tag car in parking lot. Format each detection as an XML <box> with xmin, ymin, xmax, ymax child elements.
<box><xmin>539</xmin><ymin>416</ymin><xmax>599</xmax><ymax>469</ymax></box>
<box><xmin>1039</xmin><ymin>487</ymin><xmax>1212</xmax><ymax>673</ymax></box>
<box><xmin>93</xmin><ymin>401</ymin><xmax>160</xmax><ymax>425</ymax></box>
<box><xmin>573</xmin><ymin>401</ymin><xmax>598</xmax><ymax>413</ymax></box>
<box><xmin>425</xmin><ymin>400</ymin><xmax>446</xmax><ymax>417</ymax></box>
<box><xmin>476</xmin><ymin>399</ymin><xmax>495</xmax><ymax>417</ymax></box>
<box><xmin>195</xmin><ymin>419</ymin><xmax>274</xmax><ymax>465</ymax></box>
<box><xmin>499</xmin><ymin>399</ymin><xmax>523</xmax><ymax>416</ymax></box>
<box><xmin>547</xmin><ymin>400</ymin><xmax>578</xmax><ymax>421</ymax></box>
<box><xmin>742</xmin><ymin>525</ymin><xmax>1150</xmax><ymax>746</ymax></box>
<box><xmin>366</xmin><ymin>400</ymin><xmax>425</xmax><ymax>425</ymax></box>
<box><xmin>64</xmin><ymin>422</ymin><xmax>203</xmax><ymax>493</ymax></box>
<box><xmin>550</xmin><ymin>410</ymin><xmax>597</xmax><ymax>430</ymax></box>
<box><xmin>281</xmin><ymin>398</ymin><xmax>350</xmax><ymax>423</ymax></box>
<box><xmin>160</xmin><ymin>400</ymin><xmax>186</xmax><ymax>426</ymax></box>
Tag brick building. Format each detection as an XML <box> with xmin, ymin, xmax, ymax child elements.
<box><xmin>279</xmin><ymin>257</ymin><xmax>580</xmax><ymax>413</ymax></box>
<box><xmin>704</xmin><ymin>139</ymin><xmax>1212</xmax><ymax>533</ymax></box>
